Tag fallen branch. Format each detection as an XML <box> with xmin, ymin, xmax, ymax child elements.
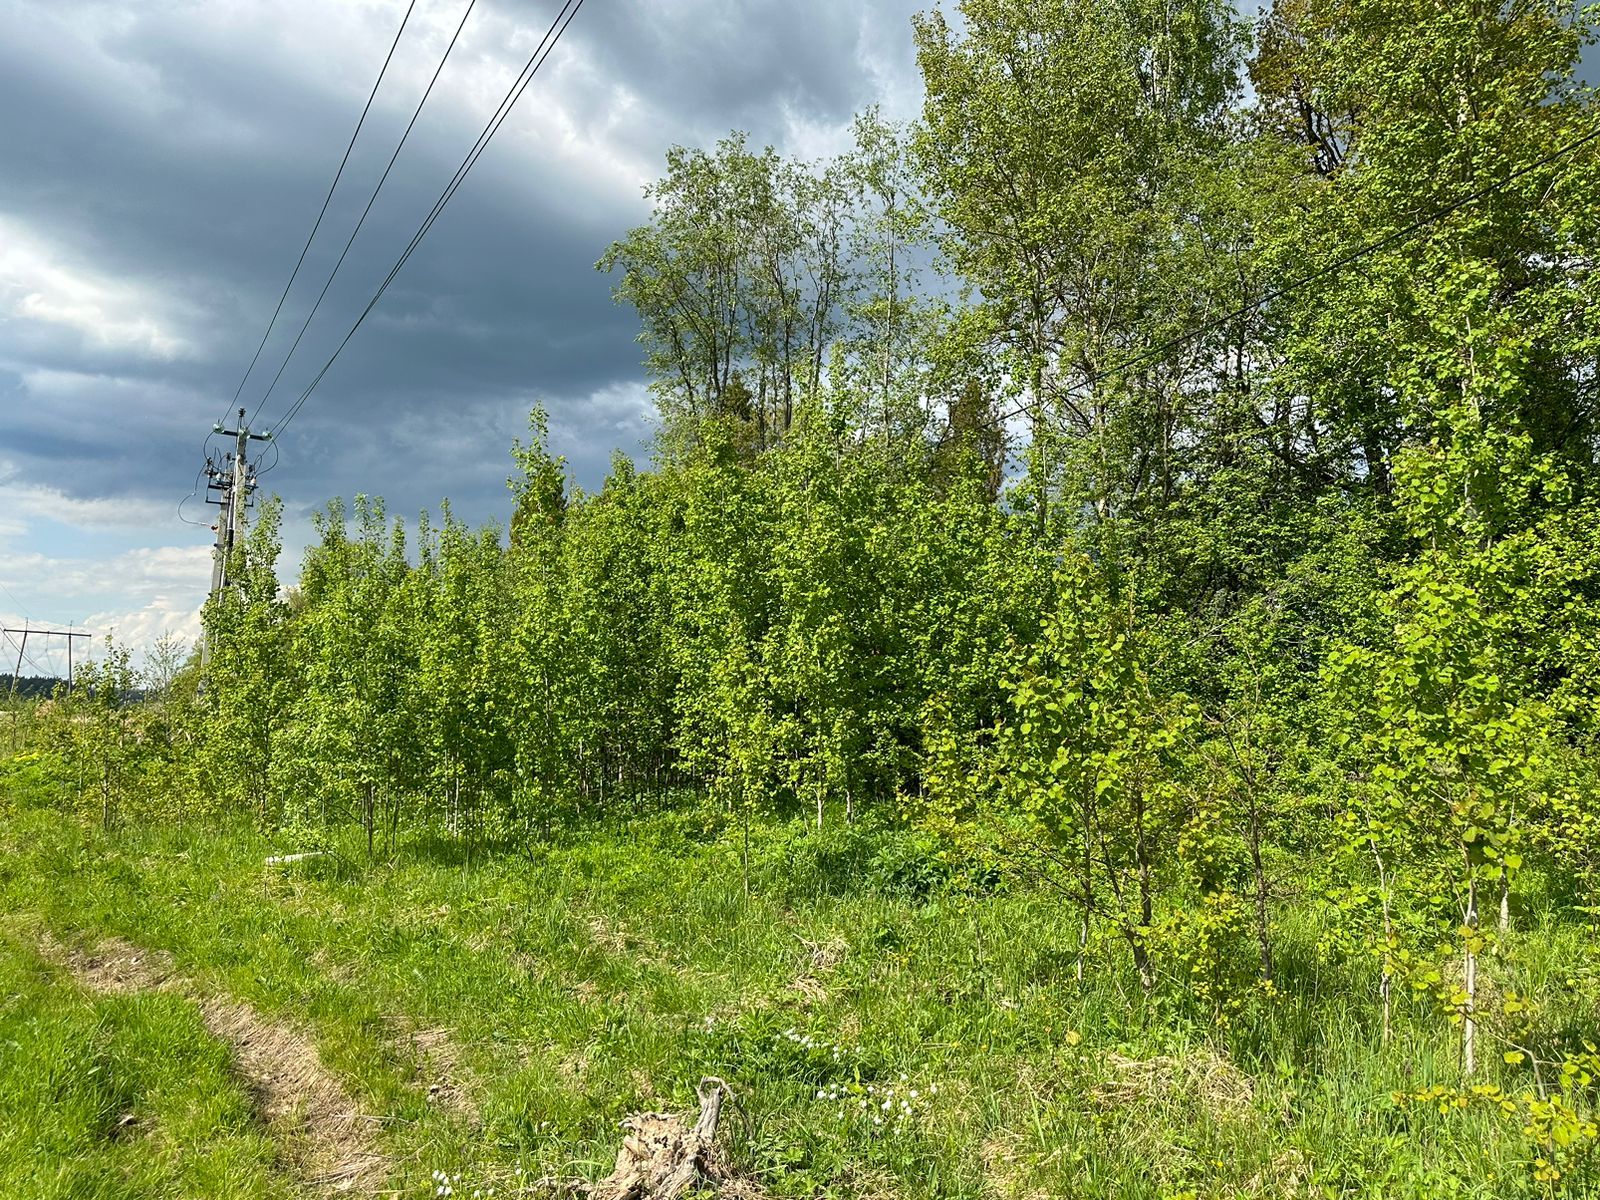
<box><xmin>264</xmin><ymin>851</ymin><xmax>329</xmax><ymax>867</ymax></box>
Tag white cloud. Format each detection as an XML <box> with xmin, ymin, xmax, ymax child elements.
<box><xmin>0</xmin><ymin>543</ymin><xmax>207</xmax><ymax>606</ymax></box>
<box><xmin>0</xmin><ymin>471</ymin><xmax>176</xmax><ymax>534</ymax></box>
<box><xmin>560</xmin><ymin>379</ymin><xmax>655</xmax><ymax>445</ymax></box>
<box><xmin>79</xmin><ymin>598</ymin><xmax>203</xmax><ymax>667</ymax></box>
<box><xmin>0</xmin><ymin>215</ymin><xmax>193</xmax><ymax>359</ymax></box>
<box><xmin>0</xmin><ymin>543</ymin><xmax>205</xmax><ymax>668</ymax></box>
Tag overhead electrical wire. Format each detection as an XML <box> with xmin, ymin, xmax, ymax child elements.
<box><xmin>987</xmin><ymin>119</ymin><xmax>1600</xmax><ymax>431</ymax></box>
<box><xmin>262</xmin><ymin>0</ymin><xmax>586</xmax><ymax>451</ymax></box>
<box><xmin>176</xmin><ymin>460</ymin><xmax>209</xmax><ymax>526</ymax></box>
<box><xmin>2</xmin><ymin>630</ymin><xmax>55</xmax><ymax>680</ymax></box>
<box><xmin>184</xmin><ymin>0</ymin><xmax>418</xmax><ymax>517</ymax></box>
<box><xmin>0</xmin><ymin>579</ymin><xmax>32</xmax><ymax>621</ymax></box>
<box><xmin>218</xmin><ymin>0</ymin><xmax>420</xmax><ymax>434</ymax></box>
<box><xmin>257</xmin><ymin>0</ymin><xmax>589</xmax><ymax>464</ymax></box>
<box><xmin>244</xmin><ymin>0</ymin><xmax>480</xmax><ymax>430</ymax></box>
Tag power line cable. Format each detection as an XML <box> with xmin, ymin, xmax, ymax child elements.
<box><xmin>245</xmin><ymin>0</ymin><xmax>479</xmax><ymax>430</ymax></box>
<box><xmin>3</xmin><ymin>630</ymin><xmax>55</xmax><ymax>680</ymax></box>
<box><xmin>988</xmin><ymin>119</ymin><xmax>1600</xmax><ymax>430</ymax></box>
<box><xmin>219</xmin><ymin>0</ymin><xmax>419</xmax><ymax>432</ymax></box>
<box><xmin>258</xmin><ymin>0</ymin><xmax>588</xmax><ymax>460</ymax></box>
<box><xmin>183</xmin><ymin>0</ymin><xmax>417</xmax><ymax>517</ymax></box>
<box><xmin>264</xmin><ymin>0</ymin><xmax>584</xmax><ymax>448</ymax></box>
<box><xmin>177</xmin><ymin>460</ymin><xmax>209</xmax><ymax>526</ymax></box>
<box><xmin>24</xmin><ymin>646</ymin><xmax>54</xmax><ymax>678</ymax></box>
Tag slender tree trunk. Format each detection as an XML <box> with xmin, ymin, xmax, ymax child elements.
<box><xmin>1247</xmin><ymin>794</ymin><xmax>1274</xmax><ymax>983</ymax></box>
<box><xmin>882</xmin><ymin>225</ymin><xmax>896</xmax><ymax>445</ymax></box>
<box><xmin>1464</xmin><ymin>867</ymin><xmax>1479</xmax><ymax>1077</ymax></box>
<box><xmin>1031</xmin><ymin>353</ymin><xmax>1048</xmax><ymax>537</ymax></box>
<box><xmin>742</xmin><ymin>803</ymin><xmax>751</xmax><ymax>901</ymax></box>
<box><xmin>1371</xmin><ymin>841</ymin><xmax>1394</xmax><ymax>1044</ymax></box>
<box><xmin>365</xmin><ymin>783</ymin><xmax>374</xmax><ymax>861</ymax></box>
<box><xmin>1498</xmin><ymin>865</ymin><xmax>1510</xmax><ymax>935</ymax></box>
<box><xmin>1135</xmin><ymin>789</ymin><xmax>1154</xmax><ymax>992</ymax></box>
<box><xmin>1126</xmin><ymin>924</ymin><xmax>1155</xmax><ymax>995</ymax></box>
<box><xmin>1077</xmin><ymin>808</ymin><xmax>1094</xmax><ymax>985</ymax></box>
<box><xmin>1362</xmin><ymin>437</ymin><xmax>1391</xmax><ymax>495</ymax></box>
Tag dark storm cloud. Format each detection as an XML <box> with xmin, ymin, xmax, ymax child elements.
<box><xmin>0</xmin><ymin>0</ymin><xmax>928</xmax><ymax>540</ymax></box>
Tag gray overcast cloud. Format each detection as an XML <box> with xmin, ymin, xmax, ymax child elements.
<box><xmin>5</xmin><ymin>1</ymin><xmax>1588</xmax><ymax>666</ymax></box>
<box><xmin>0</xmin><ymin>0</ymin><xmax>927</xmax><ymax>659</ymax></box>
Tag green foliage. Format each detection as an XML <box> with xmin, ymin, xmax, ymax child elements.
<box><xmin>19</xmin><ymin>1</ymin><xmax>1600</xmax><ymax>1192</ymax></box>
<box><xmin>0</xmin><ymin>931</ymin><xmax>288</xmax><ymax>1199</ymax></box>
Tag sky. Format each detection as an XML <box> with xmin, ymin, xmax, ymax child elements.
<box><xmin>0</xmin><ymin>1</ymin><xmax>1593</xmax><ymax>676</ymax></box>
<box><xmin>0</xmin><ymin>0</ymin><xmax>929</xmax><ymax>671</ymax></box>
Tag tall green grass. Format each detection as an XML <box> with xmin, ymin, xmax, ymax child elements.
<box><xmin>0</xmin><ymin>802</ymin><xmax>1588</xmax><ymax>1198</ymax></box>
<box><xmin>0</xmin><ymin>931</ymin><xmax>289</xmax><ymax>1199</ymax></box>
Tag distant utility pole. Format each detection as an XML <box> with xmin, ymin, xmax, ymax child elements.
<box><xmin>200</xmin><ymin>409</ymin><xmax>271</xmax><ymax>669</ymax></box>
<box><xmin>205</xmin><ymin>408</ymin><xmax>272</xmax><ymax>601</ymax></box>
<box><xmin>5</xmin><ymin>622</ymin><xmax>92</xmax><ymax>700</ymax></box>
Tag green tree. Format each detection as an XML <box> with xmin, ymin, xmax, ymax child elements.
<box><xmin>198</xmin><ymin>497</ymin><xmax>292</xmax><ymax>824</ymax></box>
<box><xmin>997</xmin><ymin>552</ymin><xmax>1195</xmax><ymax>993</ymax></box>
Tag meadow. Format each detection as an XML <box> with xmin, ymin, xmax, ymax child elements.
<box><xmin>3</xmin><ymin>767</ymin><xmax>1593</xmax><ymax>1199</ymax></box>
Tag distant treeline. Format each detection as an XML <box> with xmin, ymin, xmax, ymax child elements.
<box><xmin>4</xmin><ymin>677</ymin><xmax>68</xmax><ymax>702</ymax></box>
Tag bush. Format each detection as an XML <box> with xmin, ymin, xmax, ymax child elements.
<box><xmin>749</xmin><ymin>818</ymin><xmax>1001</xmax><ymax>901</ymax></box>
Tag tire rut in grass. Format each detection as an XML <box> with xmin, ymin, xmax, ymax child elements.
<box><xmin>42</xmin><ymin>934</ymin><xmax>389</xmax><ymax>1196</ymax></box>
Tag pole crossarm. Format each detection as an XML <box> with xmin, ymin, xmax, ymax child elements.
<box><xmin>4</xmin><ymin>625</ymin><xmax>92</xmax><ymax>699</ymax></box>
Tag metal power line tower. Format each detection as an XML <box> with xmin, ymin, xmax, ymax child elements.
<box><xmin>6</xmin><ymin>622</ymin><xmax>91</xmax><ymax>699</ymax></box>
<box><xmin>201</xmin><ymin>410</ymin><xmax>271</xmax><ymax>667</ymax></box>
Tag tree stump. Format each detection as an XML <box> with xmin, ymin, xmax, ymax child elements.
<box><xmin>593</xmin><ymin>1077</ymin><xmax>736</xmax><ymax>1200</ymax></box>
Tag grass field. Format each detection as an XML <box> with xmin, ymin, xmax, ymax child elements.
<box><xmin>0</xmin><ymin>792</ymin><xmax>1585</xmax><ymax>1198</ymax></box>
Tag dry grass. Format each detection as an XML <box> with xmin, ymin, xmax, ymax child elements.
<box><xmin>979</xmin><ymin>1131</ymin><xmax>1053</xmax><ymax>1200</ymax></box>
<box><xmin>1242</xmin><ymin>1148</ymin><xmax>1315</xmax><ymax>1198</ymax></box>
<box><xmin>787</xmin><ymin>973</ymin><xmax>831</xmax><ymax>1005</ymax></box>
<box><xmin>398</xmin><ymin>1020</ymin><xmax>475</xmax><ymax>1116</ymax></box>
<box><xmin>47</xmin><ymin>934</ymin><xmax>177</xmax><ymax>993</ymax></box>
<box><xmin>586</xmin><ymin>914</ymin><xmax>659</xmax><ymax>959</ymax></box>
<box><xmin>1092</xmin><ymin>1048</ymin><xmax>1256</xmax><ymax>1119</ymax></box>
<box><xmin>796</xmin><ymin>933</ymin><xmax>848</xmax><ymax>972</ymax></box>
<box><xmin>787</xmin><ymin>933</ymin><xmax>847</xmax><ymax>1007</ymax></box>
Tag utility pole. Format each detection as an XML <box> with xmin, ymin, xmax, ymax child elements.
<box><xmin>6</xmin><ymin>625</ymin><xmax>91</xmax><ymax>699</ymax></box>
<box><xmin>207</xmin><ymin>409</ymin><xmax>272</xmax><ymax>601</ymax></box>
<box><xmin>8</xmin><ymin>621</ymin><xmax>24</xmax><ymax>702</ymax></box>
<box><xmin>200</xmin><ymin>410</ymin><xmax>270</xmax><ymax>669</ymax></box>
